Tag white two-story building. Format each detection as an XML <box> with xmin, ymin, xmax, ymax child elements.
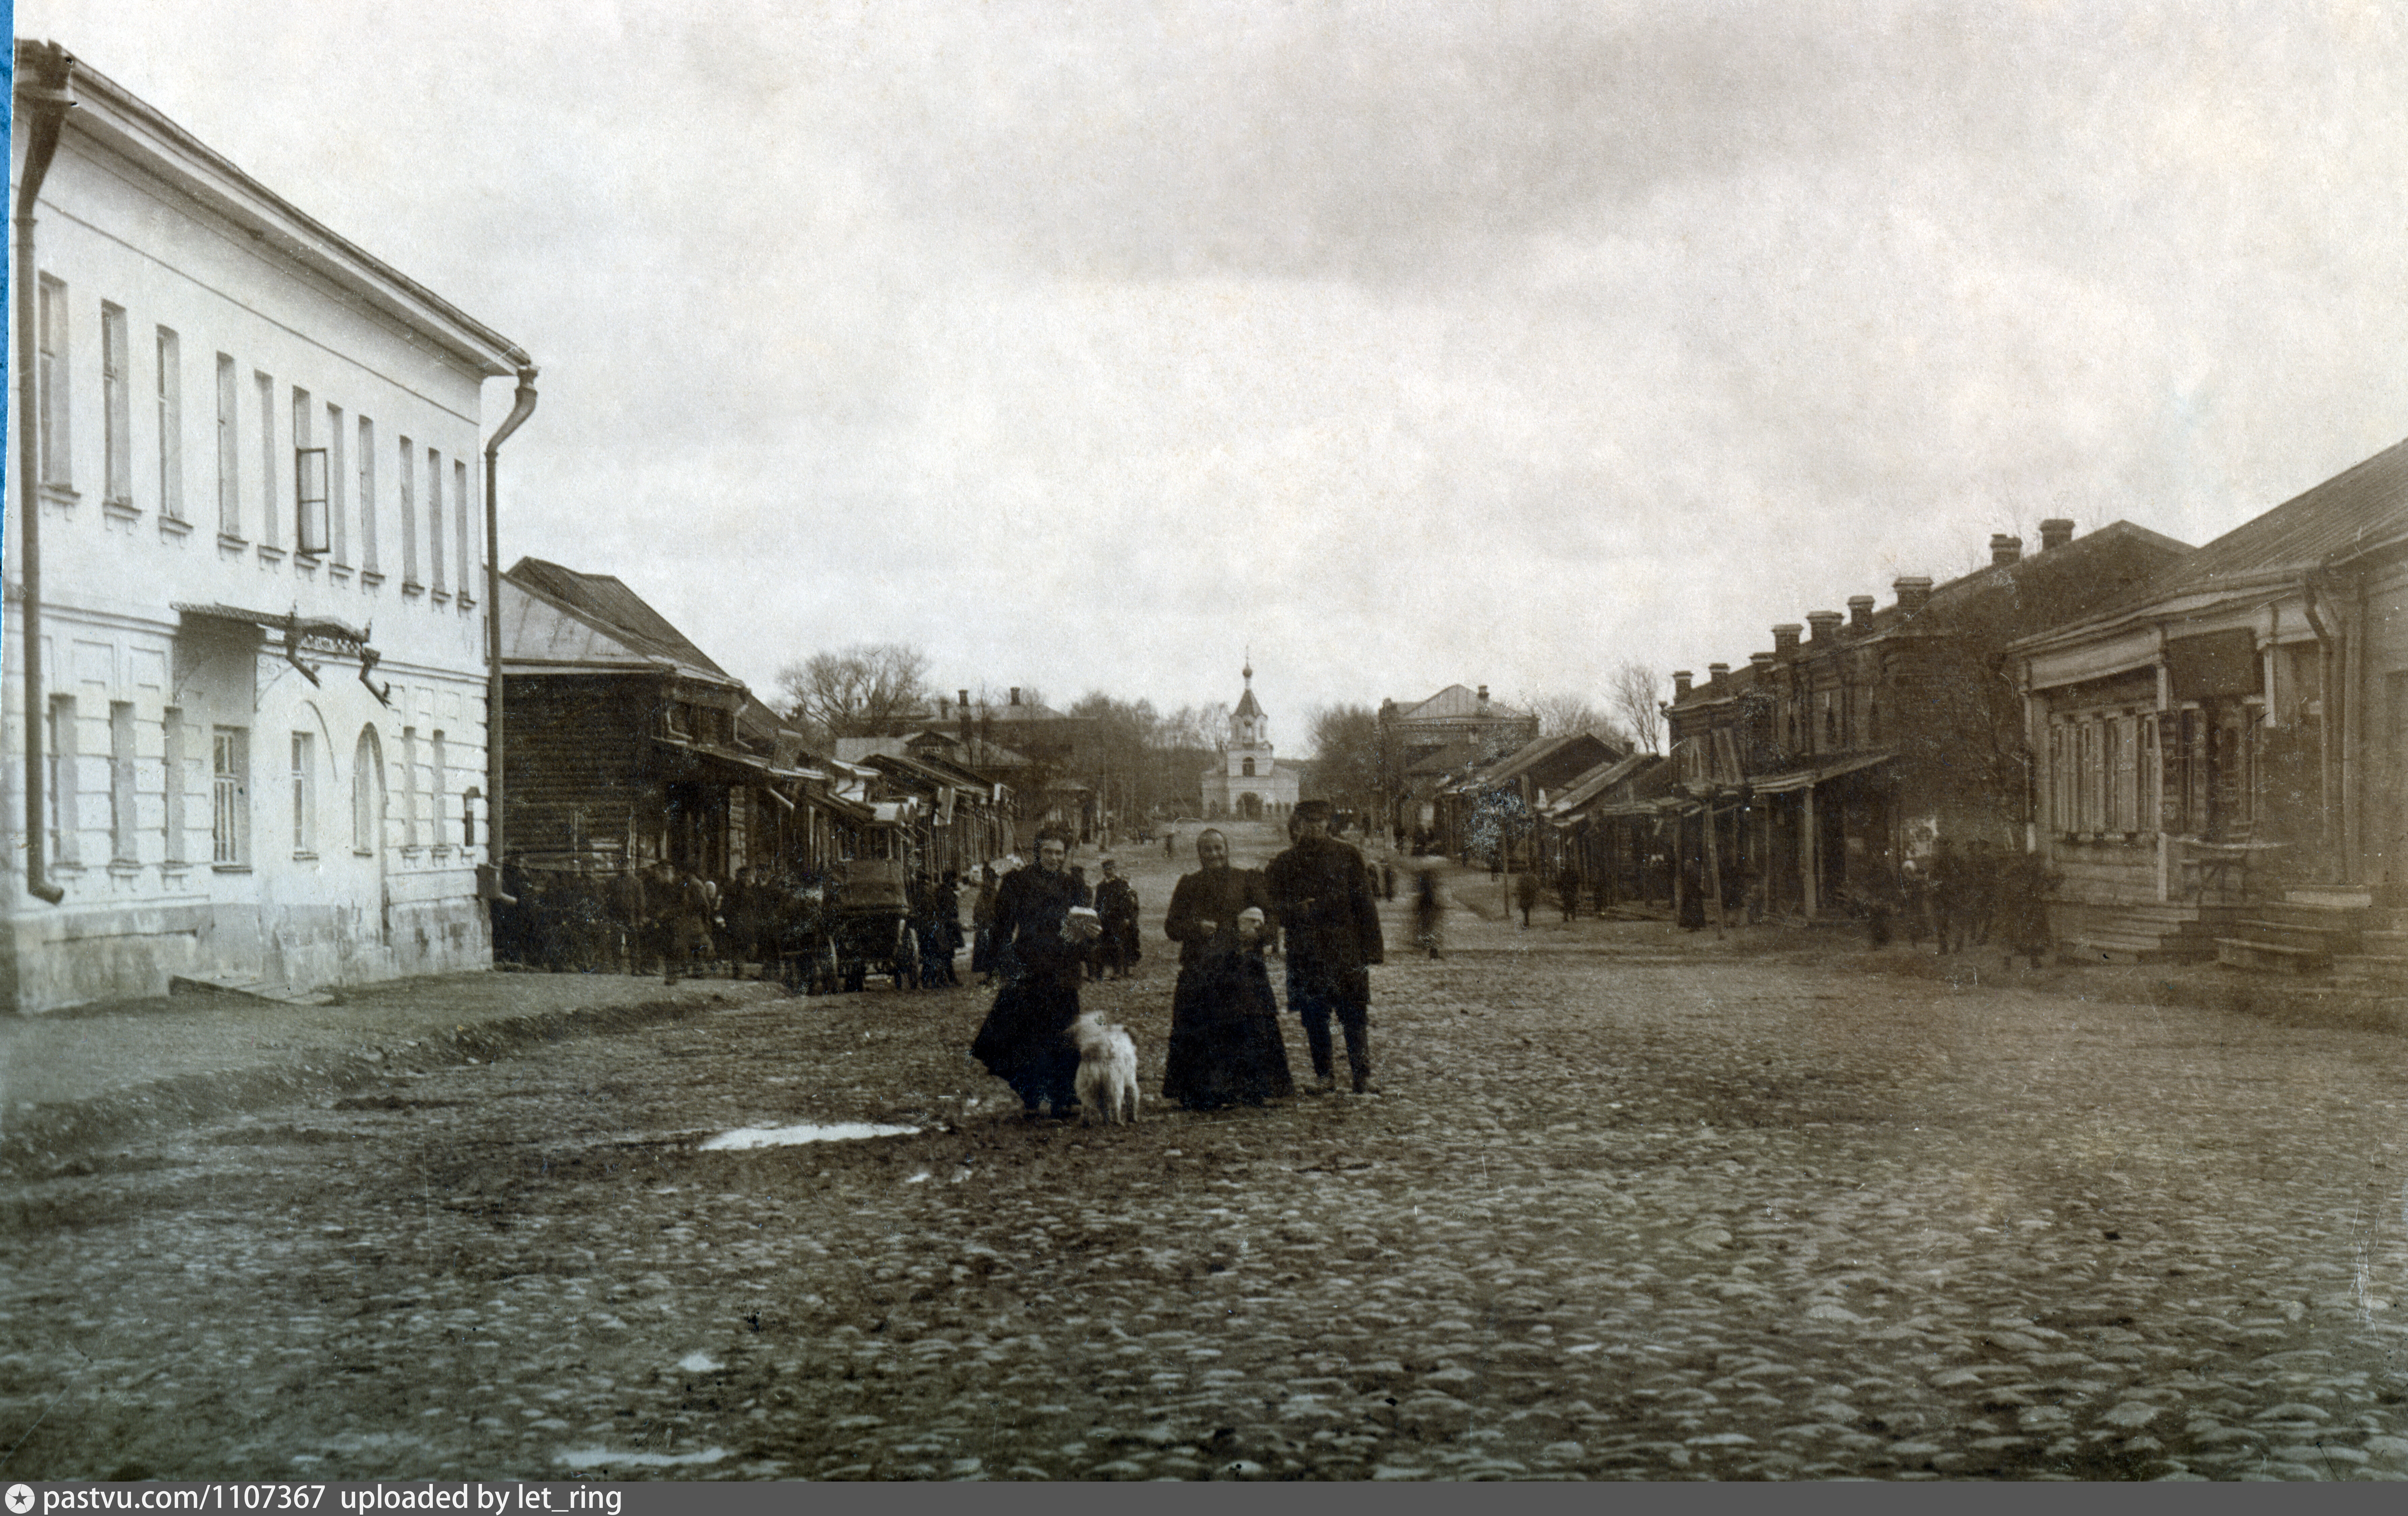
<box><xmin>5</xmin><ymin>42</ymin><xmax>535</xmax><ymax>1010</ymax></box>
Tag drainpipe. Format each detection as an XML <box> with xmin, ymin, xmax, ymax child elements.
<box><xmin>15</xmin><ymin>46</ymin><xmax>77</xmax><ymax>906</ymax></box>
<box><xmin>481</xmin><ymin>362</ymin><xmax>538</xmax><ymax>878</ymax></box>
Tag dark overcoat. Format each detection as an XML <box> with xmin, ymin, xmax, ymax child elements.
<box><xmin>969</xmin><ymin>864</ymin><xmax>1091</xmax><ymax>1100</ymax></box>
<box><xmin>1263</xmin><ymin>834</ymin><xmax>1384</xmax><ymax>1004</ymax></box>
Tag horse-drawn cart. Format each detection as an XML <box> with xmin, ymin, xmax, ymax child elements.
<box><xmin>821</xmin><ymin>857</ymin><xmax>918</xmax><ymax>993</ymax></box>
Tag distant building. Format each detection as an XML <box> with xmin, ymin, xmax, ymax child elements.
<box><xmin>1378</xmin><ymin>683</ymin><xmax>1538</xmax><ymax>833</ymax></box>
<box><xmin>1664</xmin><ymin>520</ymin><xmax>2191</xmax><ymax>921</ymax></box>
<box><xmin>1</xmin><ymin>44</ymin><xmax>533</xmax><ymax>1009</ymax></box>
<box><xmin>498</xmin><ymin>559</ymin><xmax>847</xmax><ymax>881</ymax></box>
<box><xmin>1200</xmin><ymin>663</ymin><xmax>1299</xmax><ymax>821</ymax></box>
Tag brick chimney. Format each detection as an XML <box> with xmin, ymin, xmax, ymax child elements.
<box><xmin>1009</xmin><ymin>687</ymin><xmax>1021</xmax><ymax>706</ymax></box>
<box><xmin>1894</xmin><ymin>577</ymin><xmax>1933</xmax><ymax>615</ymax></box>
<box><xmin>958</xmin><ymin>689</ymin><xmax>969</xmax><ymax>708</ymax></box>
<box><xmin>1847</xmin><ymin>595</ymin><xmax>1875</xmax><ymax>632</ymax></box>
<box><xmin>1475</xmin><ymin>684</ymin><xmax>1490</xmax><ymax>714</ymax></box>
<box><xmin>1707</xmin><ymin>662</ymin><xmax>1729</xmax><ymax>684</ymax></box>
<box><xmin>1671</xmin><ymin>671</ymin><xmax>1693</xmax><ymax>700</ymax></box>
<box><xmin>1806</xmin><ymin>609</ymin><xmax>1843</xmax><ymax>643</ymax></box>
<box><xmin>1990</xmin><ymin>533</ymin><xmax>2023</xmax><ymax>566</ymax></box>
<box><xmin>2039</xmin><ymin>518</ymin><xmax>2074</xmax><ymax>551</ymax></box>
<box><xmin>1772</xmin><ymin>623</ymin><xmax>1803</xmax><ymax>655</ymax></box>
<box><xmin>1749</xmin><ymin>651</ymin><xmax>1775</xmax><ymax>672</ymax></box>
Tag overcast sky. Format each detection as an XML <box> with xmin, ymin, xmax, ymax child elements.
<box><xmin>26</xmin><ymin>0</ymin><xmax>2408</xmax><ymax>749</ymax></box>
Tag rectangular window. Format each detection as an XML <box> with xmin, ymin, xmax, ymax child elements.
<box><xmin>427</xmin><ymin>446</ymin><xmax>445</xmax><ymax>594</ymax></box>
<box><xmin>38</xmin><ymin>276</ymin><xmax>70</xmax><ymax>487</ymax></box>
<box><xmin>256</xmin><ymin>371</ymin><xmax>278</xmax><ymax>548</ymax></box>
<box><xmin>291</xmin><ymin>731</ymin><xmax>315</xmax><ymax>855</ymax></box>
<box><xmin>431</xmin><ymin>730</ymin><xmax>448</xmax><ymax>848</ymax></box>
<box><xmin>156</xmin><ymin>328</ymin><xmax>184</xmax><ymax>521</ymax></box>
<box><xmin>398</xmin><ymin>435</ymin><xmax>419</xmax><ymax>588</ymax></box>
<box><xmin>401</xmin><ymin>726</ymin><xmax>420</xmax><ymax>849</ymax></box>
<box><xmin>110</xmin><ymin>702</ymin><xmax>137</xmax><ymax>863</ymax></box>
<box><xmin>163</xmin><ymin>708</ymin><xmax>187</xmax><ymax>865</ymax></box>
<box><xmin>2113</xmin><ymin>714</ymin><xmax>2139</xmax><ymax>832</ymax></box>
<box><xmin>454</xmin><ymin>459</ymin><xmax>473</xmax><ymax>603</ymax></box>
<box><xmin>48</xmin><ymin>695</ymin><xmax>77</xmax><ymax>864</ymax></box>
<box><xmin>356</xmin><ymin>415</ymin><xmax>378</xmax><ymax>573</ymax></box>
<box><xmin>216</xmin><ymin>354</ymin><xmax>240</xmax><ymax>535</ymax></box>
<box><xmin>102</xmin><ymin>304</ymin><xmax>131</xmax><ymax>505</ymax></box>
<box><xmin>212</xmin><ymin>727</ymin><xmax>249</xmax><ymax>865</ymax></box>
<box><xmin>326</xmin><ymin>403</ymin><xmax>347</xmax><ymax>566</ymax></box>
<box><xmin>292</xmin><ymin>387</ymin><xmax>326</xmax><ymax>556</ymax></box>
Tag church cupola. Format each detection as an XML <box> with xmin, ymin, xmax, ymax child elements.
<box><xmin>1231</xmin><ymin>659</ymin><xmax>1268</xmax><ymax>749</ymax></box>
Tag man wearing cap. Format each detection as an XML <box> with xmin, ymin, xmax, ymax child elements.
<box><xmin>1264</xmin><ymin>799</ymin><xmax>1386</xmax><ymax>1094</ymax></box>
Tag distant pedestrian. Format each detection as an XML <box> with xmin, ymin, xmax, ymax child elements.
<box><xmin>1095</xmin><ymin>859</ymin><xmax>1142</xmax><ymax>980</ymax></box>
<box><xmin>1265</xmin><ymin>800</ymin><xmax>1385</xmax><ymax>1095</ymax></box>
<box><xmin>1514</xmin><ymin>870</ymin><xmax>1540</xmax><ymax>929</ymax></box>
<box><xmin>1161</xmin><ymin>829</ymin><xmax>1293</xmax><ymax>1111</ymax></box>
<box><xmin>1899</xmin><ymin>855</ymin><xmax>1931</xmax><ymax>948</ymax></box>
<box><xmin>934</xmin><ymin>870</ymin><xmax>965</xmax><ymax>987</ymax></box>
<box><xmin>1556</xmin><ymin>863</ymin><xmax>1581</xmax><ymax>923</ymax></box>
<box><xmin>1413</xmin><ymin>864</ymin><xmax>1446</xmax><ymax>960</ymax></box>
<box><xmin>1996</xmin><ymin>850</ymin><xmax>2056</xmax><ymax>971</ymax></box>
<box><xmin>971</xmin><ymin>864</ymin><xmax>1001</xmax><ymax>987</ymax></box>
<box><xmin>659</xmin><ymin>864</ymin><xmax>714</xmax><ymax>984</ymax></box>
<box><xmin>1931</xmin><ymin>838</ymin><xmax>1966</xmax><ymax>955</ymax></box>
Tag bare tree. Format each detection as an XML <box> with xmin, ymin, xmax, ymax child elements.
<box><xmin>775</xmin><ymin>643</ymin><xmax>931</xmax><ymax>745</ymax></box>
<box><xmin>1309</xmin><ymin>704</ymin><xmax>1383</xmax><ymax>814</ymax></box>
<box><xmin>1523</xmin><ymin>691</ymin><xmax>1634</xmax><ymax>748</ymax></box>
<box><xmin>1610</xmin><ymin>661</ymin><xmax>1664</xmax><ymax>754</ymax></box>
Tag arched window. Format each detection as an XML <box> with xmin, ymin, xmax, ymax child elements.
<box><xmin>352</xmin><ymin>726</ymin><xmax>383</xmax><ymax>855</ymax></box>
<box><xmin>1242</xmin><ymin>757</ymin><xmax>1256</xmax><ymax>777</ymax></box>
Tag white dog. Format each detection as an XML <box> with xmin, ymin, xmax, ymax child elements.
<box><xmin>1070</xmin><ymin>1012</ymin><xmax>1141</xmax><ymax>1126</ymax></box>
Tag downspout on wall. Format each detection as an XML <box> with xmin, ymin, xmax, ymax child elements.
<box><xmin>481</xmin><ymin>362</ymin><xmax>538</xmax><ymax>885</ymax></box>
<box><xmin>14</xmin><ymin>44</ymin><xmax>77</xmax><ymax>907</ymax></box>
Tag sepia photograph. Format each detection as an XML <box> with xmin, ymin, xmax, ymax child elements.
<box><xmin>6</xmin><ymin>0</ymin><xmax>2408</xmax><ymax>1485</ymax></box>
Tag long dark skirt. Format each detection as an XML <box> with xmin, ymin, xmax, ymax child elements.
<box><xmin>1161</xmin><ymin>956</ymin><xmax>1294</xmax><ymax>1110</ymax></box>
<box><xmin>970</xmin><ymin>974</ymin><xmax>1081</xmax><ymax>1108</ymax></box>
<box><xmin>971</xmin><ymin>926</ymin><xmax>999</xmax><ymax>975</ymax></box>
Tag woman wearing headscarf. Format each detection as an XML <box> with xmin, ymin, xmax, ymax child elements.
<box><xmin>969</xmin><ymin>829</ymin><xmax>1097</xmax><ymax>1117</ymax></box>
<box><xmin>1161</xmin><ymin>829</ymin><xmax>1294</xmax><ymax>1111</ymax></box>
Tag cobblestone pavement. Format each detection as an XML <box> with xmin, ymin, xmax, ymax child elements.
<box><xmin>9</xmin><ymin>837</ymin><xmax>2408</xmax><ymax>1481</ymax></box>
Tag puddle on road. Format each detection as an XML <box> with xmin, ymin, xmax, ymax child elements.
<box><xmin>699</xmin><ymin>1122</ymin><xmax>921</xmax><ymax>1150</ymax></box>
<box><xmin>555</xmin><ymin>1446</ymin><xmax>730</xmax><ymax>1470</ymax></box>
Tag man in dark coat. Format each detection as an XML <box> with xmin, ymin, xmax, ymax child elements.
<box><xmin>1265</xmin><ymin>799</ymin><xmax>1385</xmax><ymax>1094</ymax></box>
<box><xmin>1161</xmin><ymin>829</ymin><xmax>1292</xmax><ymax>1109</ymax></box>
<box><xmin>1094</xmin><ymin>859</ymin><xmax>1142</xmax><ymax>979</ymax></box>
<box><xmin>969</xmin><ymin>829</ymin><xmax>1098</xmax><ymax>1117</ymax></box>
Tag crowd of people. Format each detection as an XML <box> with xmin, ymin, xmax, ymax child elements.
<box><xmin>492</xmin><ymin>856</ymin><xmax>988</xmax><ymax>991</ymax></box>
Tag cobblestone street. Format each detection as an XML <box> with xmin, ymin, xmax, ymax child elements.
<box><xmin>9</xmin><ymin>835</ymin><xmax>2408</xmax><ymax>1481</ymax></box>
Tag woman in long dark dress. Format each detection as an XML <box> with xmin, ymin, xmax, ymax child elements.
<box><xmin>969</xmin><ymin>830</ymin><xmax>1097</xmax><ymax>1117</ymax></box>
<box><xmin>1161</xmin><ymin>829</ymin><xmax>1294</xmax><ymax>1110</ymax></box>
